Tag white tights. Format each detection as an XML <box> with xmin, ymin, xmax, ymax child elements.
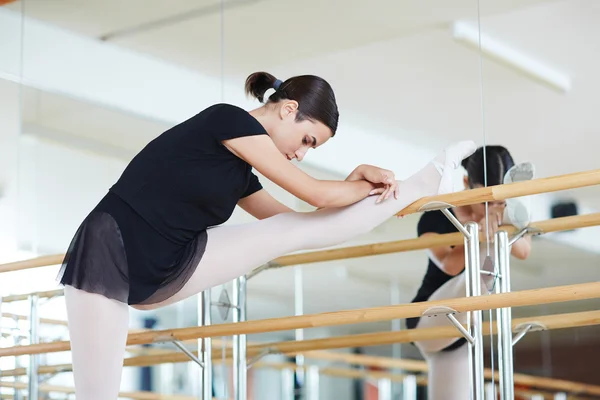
<box><xmin>64</xmin><ymin>141</ymin><xmax>476</xmax><ymax>399</ymax></box>
<box><xmin>415</xmin><ymin>248</ymin><xmax>496</xmax><ymax>400</ymax></box>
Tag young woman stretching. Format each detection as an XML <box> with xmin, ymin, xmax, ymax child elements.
<box><xmin>58</xmin><ymin>71</ymin><xmax>477</xmax><ymax>399</ymax></box>
<box><xmin>406</xmin><ymin>146</ymin><xmax>534</xmax><ymax>400</ymax></box>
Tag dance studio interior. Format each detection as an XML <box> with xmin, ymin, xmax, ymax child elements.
<box><xmin>0</xmin><ymin>1</ymin><xmax>599</xmax><ymax>399</ymax></box>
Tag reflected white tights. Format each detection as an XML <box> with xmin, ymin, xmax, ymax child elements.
<box><xmin>414</xmin><ymin>248</ymin><xmax>496</xmax><ymax>400</ymax></box>
<box><xmin>64</xmin><ymin>140</ymin><xmax>476</xmax><ymax>399</ymax></box>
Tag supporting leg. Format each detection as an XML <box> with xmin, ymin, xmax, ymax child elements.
<box><xmin>64</xmin><ymin>285</ymin><xmax>129</xmax><ymax>400</ymax></box>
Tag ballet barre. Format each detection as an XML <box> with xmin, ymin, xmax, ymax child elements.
<box><xmin>1</xmin><ymin>291</ymin><xmax>598</xmax><ymax>356</ymax></box>
<box><xmin>1</xmin><ymin>310</ymin><xmax>598</xmax><ymax>397</ymax></box>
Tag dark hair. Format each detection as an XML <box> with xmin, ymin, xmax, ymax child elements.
<box><xmin>461</xmin><ymin>145</ymin><xmax>515</xmax><ymax>187</ymax></box>
<box><xmin>245</xmin><ymin>71</ymin><xmax>339</xmax><ymax>136</ymax></box>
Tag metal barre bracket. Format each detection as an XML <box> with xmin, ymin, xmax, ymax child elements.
<box><xmin>247</xmin><ymin>260</ymin><xmax>282</xmax><ymax>280</ymax></box>
<box><xmin>213</xmin><ymin>288</ymin><xmax>240</xmax><ymax>320</ymax></box>
<box><xmin>172</xmin><ymin>339</ymin><xmax>204</xmax><ymax>368</ymax></box>
<box><xmin>512</xmin><ymin>322</ymin><xmax>547</xmax><ymax>346</ymax></box>
<box><xmin>508</xmin><ymin>228</ymin><xmax>529</xmax><ymax>246</ymax></box>
<box><xmin>417</xmin><ymin>201</ymin><xmax>458</xmax><ymax>213</ymax></box>
<box><xmin>423</xmin><ymin>306</ymin><xmax>475</xmax><ymax>345</ymax></box>
<box><xmin>247</xmin><ymin>347</ymin><xmax>279</xmax><ymax>369</ymax></box>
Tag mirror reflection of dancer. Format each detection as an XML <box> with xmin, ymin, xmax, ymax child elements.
<box><xmin>406</xmin><ymin>146</ymin><xmax>534</xmax><ymax>400</ymax></box>
<box><xmin>57</xmin><ymin>71</ymin><xmax>477</xmax><ymax>399</ymax></box>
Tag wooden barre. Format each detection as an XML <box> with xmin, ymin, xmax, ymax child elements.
<box><xmin>2</xmin><ymin>312</ymin><xmax>68</xmax><ymax>326</ymax></box>
<box><xmin>2</xmin><ymin>289</ymin><xmax>64</xmax><ymax>303</ymax></box>
<box><xmin>271</xmin><ymin>212</ymin><xmax>600</xmax><ymax>267</ymax></box>
<box><xmin>399</xmin><ymin>168</ymin><xmax>600</xmax><ymax>216</ymax></box>
<box><xmin>1</xmin><ymin>282</ymin><xmax>599</xmax><ymax>358</ymax></box>
<box><xmin>0</xmin><ymin>254</ymin><xmax>64</xmax><ymax>274</ymax></box>
<box><xmin>1</xmin><ymin>310</ymin><xmax>598</xmax><ymax>396</ymax></box>
<box><xmin>0</xmin><ymin>381</ymin><xmax>212</xmax><ymax>400</ymax></box>
<box><xmin>1</xmin><ymin>169</ymin><xmax>599</xmax><ymax>275</ymax></box>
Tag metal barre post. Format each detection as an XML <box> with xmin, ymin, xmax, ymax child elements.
<box><xmin>199</xmin><ymin>290</ymin><xmax>212</xmax><ymax>400</ymax></box>
<box><xmin>28</xmin><ymin>294</ymin><xmax>39</xmax><ymax>400</ymax></box>
<box><xmin>281</xmin><ymin>368</ymin><xmax>295</xmax><ymax>400</ymax></box>
<box><xmin>377</xmin><ymin>378</ymin><xmax>392</xmax><ymax>400</ymax></box>
<box><xmin>306</xmin><ymin>365</ymin><xmax>320</xmax><ymax>400</ymax></box>
<box><xmin>402</xmin><ymin>375</ymin><xmax>417</xmax><ymax>400</ymax></box>
<box><xmin>465</xmin><ymin>222</ymin><xmax>485</xmax><ymax>400</ymax></box>
<box><xmin>496</xmin><ymin>230</ymin><xmax>514</xmax><ymax>400</ymax></box>
<box><xmin>232</xmin><ymin>276</ymin><xmax>248</xmax><ymax>400</ymax></box>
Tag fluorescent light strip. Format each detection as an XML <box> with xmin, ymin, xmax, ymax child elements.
<box><xmin>452</xmin><ymin>21</ymin><xmax>571</xmax><ymax>93</ymax></box>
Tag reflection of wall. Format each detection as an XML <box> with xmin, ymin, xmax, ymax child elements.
<box><xmin>16</xmin><ymin>134</ymin><xmax>128</xmax><ymax>254</ymax></box>
<box><xmin>0</xmin><ymin>80</ymin><xmax>21</xmax><ymax>256</ymax></box>
<box><xmin>513</xmin><ymin>337</ymin><xmax>600</xmax><ymax>386</ymax></box>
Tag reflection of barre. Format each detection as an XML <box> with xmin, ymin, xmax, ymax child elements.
<box><xmin>1</xmin><ymin>283</ymin><xmax>599</xmax><ymax>358</ymax></box>
<box><xmin>0</xmin><ymin>350</ymin><xmax>589</xmax><ymax>399</ymax></box>
<box><xmin>1</xmin><ymin>168</ymin><xmax>600</xmax><ymax>274</ymax></box>
<box><xmin>1</xmin><ymin>310</ymin><xmax>598</xmax><ymax>397</ymax></box>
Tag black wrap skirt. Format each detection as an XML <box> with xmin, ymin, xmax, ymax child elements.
<box><xmin>57</xmin><ymin>192</ymin><xmax>208</xmax><ymax>305</ymax></box>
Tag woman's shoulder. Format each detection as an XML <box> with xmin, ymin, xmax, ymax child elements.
<box><xmin>417</xmin><ymin>209</ymin><xmax>459</xmax><ymax>236</ymax></box>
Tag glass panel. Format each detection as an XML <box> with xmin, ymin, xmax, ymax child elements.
<box><xmin>477</xmin><ymin>0</ymin><xmax>600</xmax><ymax>396</ymax></box>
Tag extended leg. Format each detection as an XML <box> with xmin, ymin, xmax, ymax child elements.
<box><xmin>65</xmin><ymin>285</ymin><xmax>130</xmax><ymax>400</ymax></box>
<box><xmin>144</xmin><ymin>141</ymin><xmax>477</xmax><ymax>309</ymax></box>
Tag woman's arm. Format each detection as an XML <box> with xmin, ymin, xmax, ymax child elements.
<box><xmin>223</xmin><ymin>135</ymin><xmax>386</xmax><ymax>208</ymax></box>
<box><xmin>510</xmin><ymin>236</ymin><xmax>531</xmax><ymax>259</ymax></box>
<box><xmin>422</xmin><ymin>234</ymin><xmax>466</xmax><ymax>276</ymax></box>
<box><xmin>237</xmin><ymin>189</ymin><xmax>294</xmax><ymax>219</ymax></box>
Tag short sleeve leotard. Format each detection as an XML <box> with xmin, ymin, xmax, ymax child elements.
<box><xmin>59</xmin><ymin>103</ymin><xmax>268</xmax><ymax>305</ymax></box>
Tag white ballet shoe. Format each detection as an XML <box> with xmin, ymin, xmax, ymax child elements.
<box><xmin>432</xmin><ymin>140</ymin><xmax>478</xmax><ymax>195</ymax></box>
<box><xmin>502</xmin><ymin>162</ymin><xmax>535</xmax><ymax>229</ymax></box>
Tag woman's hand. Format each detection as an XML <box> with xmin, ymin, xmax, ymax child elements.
<box><xmin>346</xmin><ymin>164</ymin><xmax>399</xmax><ymax>203</ymax></box>
<box><xmin>478</xmin><ymin>205</ymin><xmax>505</xmax><ymax>239</ymax></box>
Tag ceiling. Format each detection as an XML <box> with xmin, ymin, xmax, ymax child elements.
<box><xmin>2</xmin><ymin>0</ymin><xmax>600</xmax><ymax>363</ymax></box>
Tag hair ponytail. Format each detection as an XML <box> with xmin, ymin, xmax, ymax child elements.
<box><xmin>243</xmin><ymin>71</ymin><xmax>339</xmax><ymax>136</ymax></box>
<box><xmin>245</xmin><ymin>72</ymin><xmax>278</xmax><ymax>103</ymax></box>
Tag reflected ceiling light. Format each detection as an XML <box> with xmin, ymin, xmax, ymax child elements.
<box><xmin>452</xmin><ymin>21</ymin><xmax>571</xmax><ymax>93</ymax></box>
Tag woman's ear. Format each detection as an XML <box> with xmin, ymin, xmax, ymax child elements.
<box><xmin>463</xmin><ymin>176</ymin><xmax>470</xmax><ymax>189</ymax></box>
<box><xmin>279</xmin><ymin>100</ymin><xmax>299</xmax><ymax>120</ymax></box>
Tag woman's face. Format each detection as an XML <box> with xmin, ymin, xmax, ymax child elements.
<box><xmin>464</xmin><ymin>177</ymin><xmax>506</xmax><ymax>221</ymax></box>
<box><xmin>270</xmin><ymin>101</ymin><xmax>333</xmax><ymax>162</ymax></box>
